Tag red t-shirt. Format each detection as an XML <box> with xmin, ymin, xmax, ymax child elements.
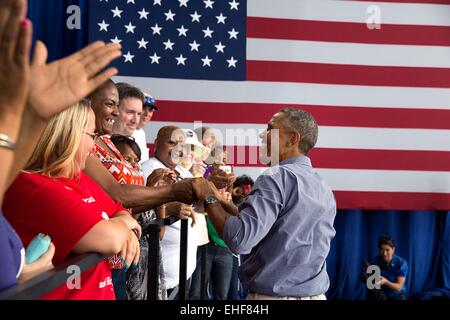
<box><xmin>3</xmin><ymin>172</ymin><xmax>126</xmax><ymax>300</ymax></box>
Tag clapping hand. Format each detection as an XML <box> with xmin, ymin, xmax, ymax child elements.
<box><xmin>0</xmin><ymin>0</ymin><xmax>32</xmax><ymax>119</ymax></box>
<box><xmin>29</xmin><ymin>40</ymin><xmax>122</xmax><ymax>120</ymax></box>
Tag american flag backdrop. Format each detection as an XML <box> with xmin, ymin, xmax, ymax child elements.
<box><xmin>88</xmin><ymin>0</ymin><xmax>450</xmax><ymax>211</ymax></box>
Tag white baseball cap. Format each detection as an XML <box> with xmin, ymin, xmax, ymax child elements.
<box><xmin>183</xmin><ymin>129</ymin><xmax>210</xmax><ymax>157</ymax></box>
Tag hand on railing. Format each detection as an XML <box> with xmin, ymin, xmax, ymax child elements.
<box><xmin>114</xmin><ymin>211</ymin><xmax>142</xmax><ymax>240</ymax></box>
<box><xmin>119</xmin><ymin>231</ymin><xmax>140</xmax><ymax>270</ymax></box>
<box><xmin>164</xmin><ymin>202</ymin><xmax>197</xmax><ymax>227</ymax></box>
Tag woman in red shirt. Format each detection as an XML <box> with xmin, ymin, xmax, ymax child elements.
<box><xmin>3</xmin><ymin>101</ymin><xmax>141</xmax><ymax>300</ymax></box>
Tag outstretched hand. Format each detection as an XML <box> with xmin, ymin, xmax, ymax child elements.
<box><xmin>146</xmin><ymin>168</ymin><xmax>177</xmax><ymax>187</ymax></box>
<box><xmin>29</xmin><ymin>40</ymin><xmax>122</xmax><ymax>120</ymax></box>
<box><xmin>192</xmin><ymin>178</ymin><xmax>215</xmax><ymax>202</ymax></box>
<box><xmin>208</xmin><ymin>166</ymin><xmax>236</xmax><ymax>189</ymax></box>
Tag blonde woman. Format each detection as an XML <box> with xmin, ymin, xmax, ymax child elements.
<box><xmin>3</xmin><ymin>101</ymin><xmax>141</xmax><ymax>300</ymax></box>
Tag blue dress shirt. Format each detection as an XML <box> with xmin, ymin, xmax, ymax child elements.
<box><xmin>223</xmin><ymin>155</ymin><xmax>337</xmax><ymax>297</ymax></box>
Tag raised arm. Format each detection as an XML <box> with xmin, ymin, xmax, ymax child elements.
<box><xmin>7</xmin><ymin>41</ymin><xmax>122</xmax><ymax>188</ymax></box>
<box><xmin>0</xmin><ymin>0</ymin><xmax>31</xmax><ymax>205</ymax></box>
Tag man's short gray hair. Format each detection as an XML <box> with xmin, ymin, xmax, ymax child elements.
<box><xmin>279</xmin><ymin>108</ymin><xmax>318</xmax><ymax>155</ymax></box>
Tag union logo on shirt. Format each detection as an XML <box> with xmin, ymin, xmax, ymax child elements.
<box><xmin>99</xmin><ymin>276</ymin><xmax>112</xmax><ymax>289</ymax></box>
<box><xmin>82</xmin><ymin>196</ymin><xmax>96</xmax><ymax>204</ymax></box>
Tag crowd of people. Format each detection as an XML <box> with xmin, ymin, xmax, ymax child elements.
<box><xmin>1</xmin><ymin>0</ymin><xmax>409</xmax><ymax>301</ymax></box>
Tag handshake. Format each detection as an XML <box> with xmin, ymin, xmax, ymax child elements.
<box><xmin>192</xmin><ymin>166</ymin><xmax>236</xmax><ymax>203</ymax></box>
<box><xmin>150</xmin><ymin>167</ymin><xmax>236</xmax><ymax>205</ymax></box>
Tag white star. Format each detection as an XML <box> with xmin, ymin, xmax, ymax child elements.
<box><xmin>177</xmin><ymin>25</ymin><xmax>189</xmax><ymax>37</ymax></box>
<box><xmin>137</xmin><ymin>38</ymin><xmax>149</xmax><ymax>49</ymax></box>
<box><xmin>190</xmin><ymin>11</ymin><xmax>201</xmax><ymax>23</ymax></box>
<box><xmin>98</xmin><ymin>20</ymin><xmax>109</xmax><ymax>32</ymax></box>
<box><xmin>227</xmin><ymin>56</ymin><xmax>238</xmax><ymax>68</ymax></box>
<box><xmin>203</xmin><ymin>27</ymin><xmax>214</xmax><ymax>38</ymax></box>
<box><xmin>229</xmin><ymin>0</ymin><xmax>239</xmax><ymax>10</ymax></box>
<box><xmin>163</xmin><ymin>39</ymin><xmax>175</xmax><ymax>50</ymax></box>
<box><xmin>189</xmin><ymin>40</ymin><xmax>200</xmax><ymax>52</ymax></box>
<box><xmin>215</xmin><ymin>42</ymin><xmax>226</xmax><ymax>53</ymax></box>
<box><xmin>127</xmin><ymin>0</ymin><xmax>135</xmax><ymax>4</ymax></box>
<box><xmin>176</xmin><ymin>54</ymin><xmax>187</xmax><ymax>66</ymax></box>
<box><xmin>123</xmin><ymin>51</ymin><xmax>135</xmax><ymax>63</ymax></box>
<box><xmin>125</xmin><ymin>22</ymin><xmax>136</xmax><ymax>34</ymax></box>
<box><xmin>216</xmin><ymin>13</ymin><xmax>227</xmax><ymax>24</ymax></box>
<box><xmin>151</xmin><ymin>23</ymin><xmax>162</xmax><ymax>35</ymax></box>
<box><xmin>228</xmin><ymin>28</ymin><xmax>239</xmax><ymax>39</ymax></box>
<box><xmin>138</xmin><ymin>8</ymin><xmax>149</xmax><ymax>20</ymax></box>
<box><xmin>111</xmin><ymin>6</ymin><xmax>123</xmax><ymax>18</ymax></box>
<box><xmin>164</xmin><ymin>10</ymin><xmax>176</xmax><ymax>21</ymax></box>
<box><xmin>110</xmin><ymin>36</ymin><xmax>122</xmax><ymax>44</ymax></box>
<box><xmin>202</xmin><ymin>56</ymin><xmax>213</xmax><ymax>67</ymax></box>
<box><xmin>178</xmin><ymin>0</ymin><xmax>189</xmax><ymax>7</ymax></box>
<box><xmin>154</xmin><ymin>0</ymin><xmax>162</xmax><ymax>5</ymax></box>
<box><xmin>204</xmin><ymin>0</ymin><xmax>214</xmax><ymax>9</ymax></box>
<box><xmin>149</xmin><ymin>53</ymin><xmax>161</xmax><ymax>64</ymax></box>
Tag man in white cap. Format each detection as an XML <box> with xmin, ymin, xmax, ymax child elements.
<box><xmin>133</xmin><ymin>93</ymin><xmax>158</xmax><ymax>164</ymax></box>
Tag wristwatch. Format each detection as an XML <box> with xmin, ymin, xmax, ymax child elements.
<box><xmin>204</xmin><ymin>195</ymin><xmax>219</xmax><ymax>210</ymax></box>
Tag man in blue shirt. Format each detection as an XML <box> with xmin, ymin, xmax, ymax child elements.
<box><xmin>192</xmin><ymin>108</ymin><xmax>337</xmax><ymax>300</ymax></box>
<box><xmin>363</xmin><ymin>236</ymin><xmax>408</xmax><ymax>300</ymax></box>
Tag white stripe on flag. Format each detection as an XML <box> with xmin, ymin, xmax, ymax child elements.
<box><xmin>233</xmin><ymin>167</ymin><xmax>450</xmax><ymax>193</ymax></box>
<box><xmin>145</xmin><ymin>121</ymin><xmax>450</xmax><ymax>151</ymax></box>
<box><xmin>247</xmin><ymin>0</ymin><xmax>450</xmax><ymax>27</ymax></box>
<box><xmin>247</xmin><ymin>38</ymin><xmax>450</xmax><ymax>68</ymax></box>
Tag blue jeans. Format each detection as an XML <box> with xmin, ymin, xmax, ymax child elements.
<box><xmin>190</xmin><ymin>242</ymin><xmax>234</xmax><ymax>300</ymax></box>
<box><xmin>111</xmin><ymin>268</ymin><xmax>127</xmax><ymax>300</ymax></box>
<box><xmin>189</xmin><ymin>244</ymin><xmax>207</xmax><ymax>300</ymax></box>
<box><xmin>227</xmin><ymin>255</ymin><xmax>241</xmax><ymax>300</ymax></box>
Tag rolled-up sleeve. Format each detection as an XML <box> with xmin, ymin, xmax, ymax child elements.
<box><xmin>223</xmin><ymin>173</ymin><xmax>283</xmax><ymax>254</ymax></box>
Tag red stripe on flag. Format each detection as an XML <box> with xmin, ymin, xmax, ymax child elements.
<box><xmin>310</xmin><ymin>148</ymin><xmax>450</xmax><ymax>171</ymax></box>
<box><xmin>146</xmin><ymin>144</ymin><xmax>450</xmax><ymax>171</ymax></box>
<box><xmin>247</xmin><ymin>60</ymin><xmax>450</xmax><ymax>88</ymax></box>
<box><xmin>153</xmin><ymin>101</ymin><xmax>450</xmax><ymax>130</ymax></box>
<box><xmin>247</xmin><ymin>17</ymin><xmax>450</xmax><ymax>46</ymax></box>
<box><xmin>334</xmin><ymin>191</ymin><xmax>450</xmax><ymax>210</ymax></box>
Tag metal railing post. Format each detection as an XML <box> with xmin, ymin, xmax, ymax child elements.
<box><xmin>178</xmin><ymin>219</ymin><xmax>189</xmax><ymax>300</ymax></box>
<box><xmin>146</xmin><ymin>223</ymin><xmax>161</xmax><ymax>300</ymax></box>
